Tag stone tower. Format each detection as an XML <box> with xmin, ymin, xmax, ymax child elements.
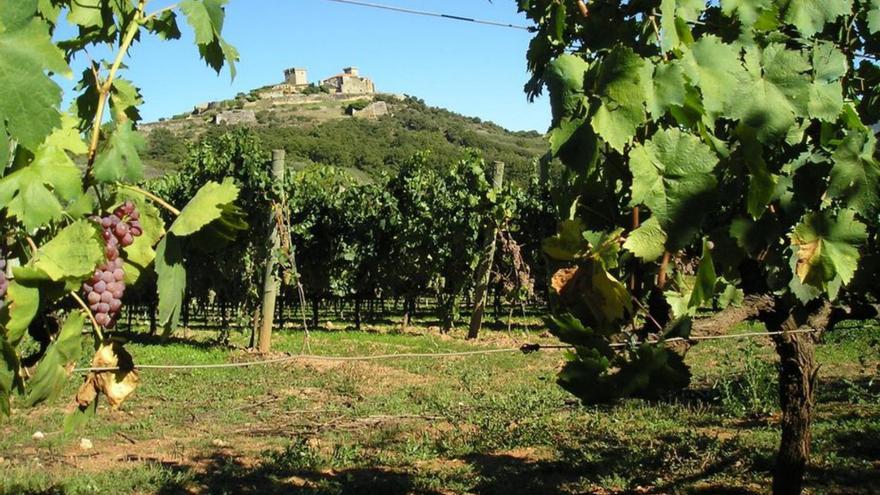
<box><xmin>283</xmin><ymin>67</ymin><xmax>308</xmax><ymax>86</ymax></box>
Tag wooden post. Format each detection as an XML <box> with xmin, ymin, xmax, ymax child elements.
<box><xmin>258</xmin><ymin>150</ymin><xmax>285</xmax><ymax>353</ymax></box>
<box><xmin>468</xmin><ymin>161</ymin><xmax>504</xmax><ymax>340</ymax></box>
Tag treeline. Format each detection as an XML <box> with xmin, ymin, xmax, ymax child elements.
<box><xmin>135</xmin><ymin>129</ymin><xmax>557</xmax><ymax>336</ymax></box>
<box><xmin>144</xmin><ymin>96</ymin><xmax>549</xmax><ymax>184</ymax></box>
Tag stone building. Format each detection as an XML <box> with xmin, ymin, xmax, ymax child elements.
<box><xmin>214</xmin><ymin>110</ymin><xmax>257</xmax><ymax>126</ymax></box>
<box><xmin>283</xmin><ymin>67</ymin><xmax>308</xmax><ymax>86</ymax></box>
<box><xmin>322</xmin><ymin>67</ymin><xmax>375</xmax><ymax>95</ymax></box>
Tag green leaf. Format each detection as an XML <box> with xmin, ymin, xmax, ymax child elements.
<box><xmin>0</xmin><ymin>18</ymin><xmax>70</xmax><ymax>150</ymax></box>
<box><xmin>67</xmin><ymin>0</ymin><xmax>105</xmax><ymax>28</ymax></box>
<box><xmin>660</xmin><ymin>0</ymin><xmax>704</xmax><ymax>51</ymax></box>
<box><xmin>0</xmin><ymin>337</ymin><xmax>22</xmax><ymax>417</ymax></box>
<box><xmin>734</xmin><ymin>44</ymin><xmax>812</xmax><ymax>142</ymax></box>
<box><xmin>739</xmin><ymin>131</ymin><xmax>778</xmax><ymax>219</ymax></box>
<box><xmin>32</xmin><ymin>220</ymin><xmax>104</xmax><ymax>282</ymax></box>
<box><xmin>629</xmin><ymin>128</ymin><xmax>719</xmax><ymax>250</ymax></box>
<box><xmin>790</xmin><ymin>209</ymin><xmax>867</xmax><ymax>300</ymax></box>
<box><xmin>807</xmin><ymin>42</ymin><xmax>847</xmax><ymax>122</ymax></box>
<box><xmin>623</xmin><ymin>216</ymin><xmax>667</xmax><ymax>262</ymax></box>
<box><xmin>868</xmin><ymin>0</ymin><xmax>880</xmax><ymax>33</ymax></box>
<box><xmin>1</xmin><ymin>281</ymin><xmax>39</xmax><ymax>345</ymax></box>
<box><xmin>0</xmin><ymin>0</ymin><xmax>37</xmax><ymax>31</ymax></box>
<box><xmin>155</xmin><ymin>234</ymin><xmax>186</xmax><ymax>335</ymax></box>
<box><xmin>688</xmin><ymin>239</ymin><xmax>717</xmax><ymax>309</ymax></box>
<box><xmin>145</xmin><ymin>10</ymin><xmax>182</xmax><ymax>40</ymax></box>
<box><xmin>543</xmin><ymin>218</ymin><xmax>590</xmax><ymax>261</ymax></box>
<box><xmin>64</xmin><ymin>397</ymin><xmax>97</xmax><ymax>433</ymax></box>
<box><xmin>548</xmin><ymin>117</ymin><xmax>600</xmax><ymax>174</ymax></box>
<box><xmin>0</xmin><ymin>113</ymin><xmax>85</xmax><ymax>231</ymax></box>
<box><xmin>93</xmin><ymin>122</ymin><xmax>145</xmax><ymax>183</ymax></box>
<box><xmin>681</xmin><ymin>36</ymin><xmax>749</xmax><ymax>119</ymax></box>
<box><xmin>24</xmin><ymin>311</ymin><xmax>83</xmax><ymax>407</ymax></box>
<box><xmin>109</xmin><ymin>79</ymin><xmax>143</xmax><ymax>123</ymax></box>
<box><xmin>545</xmin><ymin>54</ymin><xmax>589</xmax><ymax>123</ymax></box>
<box><xmin>169</xmin><ymin>178</ymin><xmax>241</xmax><ymax>236</ymax></box>
<box><xmin>829</xmin><ymin>131</ymin><xmax>880</xmax><ymax>217</ymax></box>
<box><xmin>643</xmin><ymin>61</ymin><xmax>687</xmax><ymax>118</ymax></box>
<box><xmin>583</xmin><ymin>228</ymin><xmax>623</xmax><ymax>269</ymax></box>
<box><xmin>721</xmin><ymin>0</ymin><xmax>774</xmax><ymax>26</ymax></box>
<box><xmin>590</xmin><ymin>45</ymin><xmax>648</xmax><ymax>152</ymax></box>
<box><xmin>179</xmin><ymin>0</ymin><xmax>239</xmax><ymax>78</ymax></box>
<box><xmin>546</xmin><ymin>313</ymin><xmax>614</xmax><ymax>351</ymax></box>
<box><xmin>783</xmin><ymin>0</ymin><xmax>852</xmax><ymax>37</ymax></box>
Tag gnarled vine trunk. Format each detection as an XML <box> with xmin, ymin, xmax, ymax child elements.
<box><xmin>762</xmin><ymin>300</ymin><xmax>832</xmax><ymax>495</ymax></box>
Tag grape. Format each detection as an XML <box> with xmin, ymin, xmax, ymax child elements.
<box><xmin>80</xmin><ymin>201</ymin><xmax>144</xmax><ymax>329</ymax></box>
<box><xmin>87</xmin><ymin>291</ymin><xmax>101</xmax><ymax>304</ymax></box>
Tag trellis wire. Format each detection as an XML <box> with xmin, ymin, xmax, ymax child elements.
<box><xmin>72</xmin><ymin>328</ymin><xmax>821</xmax><ymax>373</ymax></box>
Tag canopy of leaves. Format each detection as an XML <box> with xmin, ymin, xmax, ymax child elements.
<box><xmin>519</xmin><ymin>0</ymin><xmax>880</xmax><ymax>404</ymax></box>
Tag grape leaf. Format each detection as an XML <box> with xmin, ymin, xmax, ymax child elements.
<box><xmin>93</xmin><ymin>122</ymin><xmax>145</xmax><ymax>183</ymax></box>
<box><xmin>721</xmin><ymin>0</ymin><xmax>774</xmax><ymax>26</ymax></box>
<box><xmin>169</xmin><ymin>178</ymin><xmax>240</xmax><ymax>236</ymax></box>
<box><xmin>734</xmin><ymin>44</ymin><xmax>811</xmax><ymax>142</ymax></box>
<box><xmin>179</xmin><ymin>0</ymin><xmax>239</xmax><ymax>78</ymax></box>
<box><xmin>155</xmin><ymin>234</ymin><xmax>186</xmax><ymax>336</ymax></box>
<box><xmin>782</xmin><ymin>0</ymin><xmax>852</xmax><ymax>37</ymax></box>
<box><xmin>681</xmin><ymin>36</ymin><xmax>748</xmax><ymax>118</ymax></box>
<box><xmin>869</xmin><ymin>0</ymin><xmax>880</xmax><ymax>33</ymax></box>
<box><xmin>0</xmin><ymin>0</ymin><xmax>37</xmax><ymax>31</ymax></box>
<box><xmin>545</xmin><ymin>54</ymin><xmax>589</xmax><ymax>123</ymax></box>
<box><xmin>643</xmin><ymin>61</ymin><xmax>686</xmax><ymax>118</ymax></box>
<box><xmin>109</xmin><ymin>79</ymin><xmax>143</xmax><ymax>123</ymax></box>
<box><xmin>0</xmin><ymin>17</ymin><xmax>70</xmax><ymax>150</ymax></box>
<box><xmin>24</xmin><ymin>311</ymin><xmax>83</xmax><ymax>407</ymax></box>
<box><xmin>808</xmin><ymin>42</ymin><xmax>847</xmax><ymax>121</ymax></box>
<box><xmin>144</xmin><ymin>9</ymin><xmax>182</xmax><ymax>40</ymax></box>
<box><xmin>688</xmin><ymin>239</ymin><xmax>717</xmax><ymax>309</ymax></box>
<box><xmin>548</xmin><ymin>117</ymin><xmax>600</xmax><ymax>174</ymax></box>
<box><xmin>623</xmin><ymin>216</ymin><xmax>667</xmax><ymax>262</ymax></box>
<box><xmin>829</xmin><ymin>131</ymin><xmax>880</xmax><ymax>217</ymax></box>
<box><xmin>1</xmin><ymin>281</ymin><xmax>40</xmax><ymax>346</ymax></box>
<box><xmin>0</xmin><ymin>114</ymin><xmax>85</xmax><ymax>231</ymax></box>
<box><xmin>790</xmin><ymin>209</ymin><xmax>867</xmax><ymax>301</ymax></box>
<box><xmin>590</xmin><ymin>45</ymin><xmax>648</xmax><ymax>152</ymax></box>
<box><xmin>629</xmin><ymin>128</ymin><xmax>719</xmax><ymax>250</ymax></box>
<box><xmin>0</xmin><ymin>337</ymin><xmax>22</xmax><ymax>417</ymax></box>
<box><xmin>66</xmin><ymin>0</ymin><xmax>106</xmax><ymax>28</ymax></box>
<box><xmin>660</xmin><ymin>0</ymin><xmax>705</xmax><ymax>51</ymax></box>
<box><xmin>543</xmin><ymin>219</ymin><xmax>590</xmax><ymax>261</ymax></box>
<box><xmin>32</xmin><ymin>220</ymin><xmax>104</xmax><ymax>282</ymax></box>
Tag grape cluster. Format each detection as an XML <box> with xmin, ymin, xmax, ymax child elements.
<box><xmin>0</xmin><ymin>259</ymin><xmax>7</xmax><ymax>299</ymax></box>
<box><xmin>82</xmin><ymin>201</ymin><xmax>143</xmax><ymax>328</ymax></box>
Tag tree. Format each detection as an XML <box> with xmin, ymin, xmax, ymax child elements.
<box><xmin>518</xmin><ymin>1</ymin><xmax>880</xmax><ymax>493</ymax></box>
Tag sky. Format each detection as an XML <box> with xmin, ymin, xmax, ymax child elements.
<box><xmin>58</xmin><ymin>0</ymin><xmax>551</xmax><ymax>132</ymax></box>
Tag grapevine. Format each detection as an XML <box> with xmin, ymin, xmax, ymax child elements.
<box><xmin>519</xmin><ymin>1</ymin><xmax>880</xmax><ymax>493</ymax></box>
<box><xmin>0</xmin><ymin>0</ymin><xmax>244</xmax><ymax>426</ymax></box>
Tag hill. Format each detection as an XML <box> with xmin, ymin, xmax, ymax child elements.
<box><xmin>140</xmin><ymin>89</ymin><xmax>549</xmax><ymax>184</ymax></box>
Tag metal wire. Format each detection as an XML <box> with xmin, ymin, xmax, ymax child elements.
<box><xmin>317</xmin><ymin>0</ymin><xmax>533</xmax><ymax>31</ymax></box>
<box><xmin>72</xmin><ymin>328</ymin><xmax>821</xmax><ymax>373</ymax></box>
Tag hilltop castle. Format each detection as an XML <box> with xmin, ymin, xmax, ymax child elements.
<box><xmin>280</xmin><ymin>66</ymin><xmax>375</xmax><ymax>95</ymax></box>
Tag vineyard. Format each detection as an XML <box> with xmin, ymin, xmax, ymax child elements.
<box><xmin>0</xmin><ymin>1</ymin><xmax>879</xmax><ymax>495</ymax></box>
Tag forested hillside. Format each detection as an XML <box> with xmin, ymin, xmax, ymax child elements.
<box><xmin>143</xmin><ymin>94</ymin><xmax>549</xmax><ymax>183</ymax></box>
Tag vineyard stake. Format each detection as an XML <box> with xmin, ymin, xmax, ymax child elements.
<box><xmin>258</xmin><ymin>150</ymin><xmax>286</xmax><ymax>352</ymax></box>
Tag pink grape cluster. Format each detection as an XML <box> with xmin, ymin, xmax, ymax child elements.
<box><xmin>82</xmin><ymin>201</ymin><xmax>143</xmax><ymax>328</ymax></box>
<box><xmin>0</xmin><ymin>259</ymin><xmax>7</xmax><ymax>299</ymax></box>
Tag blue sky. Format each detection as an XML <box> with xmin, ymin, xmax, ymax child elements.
<box><xmin>59</xmin><ymin>0</ymin><xmax>550</xmax><ymax>132</ymax></box>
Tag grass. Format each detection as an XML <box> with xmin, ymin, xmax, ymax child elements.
<box><xmin>0</xmin><ymin>315</ymin><xmax>878</xmax><ymax>494</ymax></box>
